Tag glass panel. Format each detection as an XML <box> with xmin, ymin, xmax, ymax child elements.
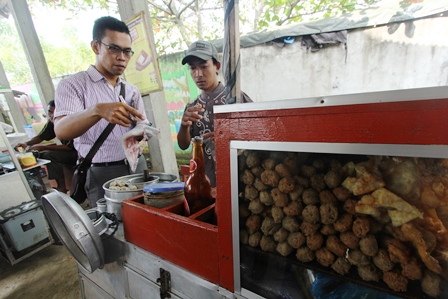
<box><xmin>237</xmin><ymin>149</ymin><xmax>448</xmax><ymax>299</ymax></box>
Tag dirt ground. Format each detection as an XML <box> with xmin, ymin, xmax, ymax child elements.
<box><xmin>0</xmin><ymin>244</ymin><xmax>80</xmax><ymax>299</ymax></box>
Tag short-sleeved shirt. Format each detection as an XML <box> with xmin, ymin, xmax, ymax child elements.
<box><xmin>185</xmin><ymin>82</ymin><xmax>252</xmax><ymax>187</ymax></box>
<box><xmin>54</xmin><ymin>65</ymin><xmax>147</xmax><ymax>163</ymax></box>
<box><xmin>38</xmin><ymin>121</ymin><xmax>75</xmax><ymax>150</ymax></box>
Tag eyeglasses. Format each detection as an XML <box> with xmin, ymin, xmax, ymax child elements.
<box><xmin>96</xmin><ymin>40</ymin><xmax>134</xmax><ymax>57</ymax></box>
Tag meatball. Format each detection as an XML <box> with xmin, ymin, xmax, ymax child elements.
<box><xmin>310</xmin><ymin>174</ymin><xmax>326</xmax><ymax>192</ymax></box>
<box><xmin>320</xmin><ymin>204</ymin><xmax>339</xmax><ymax>224</ymax></box>
<box><xmin>259</xmin><ymin>190</ymin><xmax>274</xmax><ymax>206</ymax></box>
<box><xmin>373</xmin><ymin>249</ymin><xmax>394</xmax><ymax>272</ymax></box>
<box><xmin>302</xmin><ymin>188</ymin><xmax>319</xmax><ymax>205</ymax></box>
<box><xmin>316</xmin><ymin>247</ymin><xmax>335</xmax><ymax>267</ymax></box>
<box><xmin>300</xmin><ymin>221</ymin><xmax>321</xmax><ymax>237</ymax></box>
<box><xmin>343</xmin><ymin>199</ymin><xmax>358</xmax><ymax>215</ymax></box>
<box><xmin>282</xmin><ymin>216</ymin><xmax>300</xmax><ymax>232</ymax></box>
<box><xmin>386</xmin><ymin>239</ymin><xmax>410</xmax><ymax>264</ymax></box>
<box><xmin>283</xmin><ymin>201</ymin><xmax>303</xmax><ymax>216</ymax></box>
<box><xmin>296</xmin><ymin>246</ymin><xmax>315</xmax><ymax>263</ymax></box>
<box><xmin>248</xmin><ymin>198</ymin><xmax>265</xmax><ymax>214</ymax></box>
<box><xmin>260</xmin><ymin>235</ymin><xmax>276</xmax><ymax>252</ymax></box>
<box><xmin>295</xmin><ymin>176</ymin><xmax>309</xmax><ymax>188</ymax></box>
<box><xmin>261</xmin><ymin>158</ymin><xmax>276</xmax><ymax>170</ymax></box>
<box><xmin>319</xmin><ymin>190</ymin><xmax>338</xmax><ymax>205</ymax></box>
<box><xmin>241</xmin><ymin>169</ymin><xmax>255</xmax><ymax>185</ymax></box>
<box><xmin>401</xmin><ymin>257</ymin><xmax>422</xmax><ymax>280</ymax></box>
<box><xmin>287</xmin><ymin>232</ymin><xmax>306</xmax><ymax>249</ymax></box>
<box><xmin>245</xmin><ymin>215</ymin><xmax>261</xmax><ymax>232</ymax></box>
<box><xmin>326</xmin><ymin>235</ymin><xmax>348</xmax><ymax>257</ymax></box>
<box><xmin>248</xmin><ymin>231</ymin><xmax>262</xmax><ymax>247</ymax></box>
<box><xmin>347</xmin><ymin>249</ymin><xmax>370</xmax><ymax>266</ymax></box>
<box><xmin>271</xmin><ymin>188</ymin><xmax>289</xmax><ymax>207</ymax></box>
<box><xmin>278</xmin><ymin>177</ymin><xmax>295</xmax><ymax>193</ymax></box>
<box><xmin>251</xmin><ymin>166</ymin><xmax>264</xmax><ymax>178</ymax></box>
<box><xmin>421</xmin><ymin>270</ymin><xmax>442</xmax><ymax>297</ymax></box>
<box><xmin>275</xmin><ymin>163</ymin><xmax>291</xmax><ymax>178</ymax></box>
<box><xmin>359</xmin><ymin>234</ymin><xmax>378</xmax><ymax>257</ymax></box>
<box><xmin>383</xmin><ymin>271</ymin><xmax>408</xmax><ymax>292</ymax></box>
<box><xmin>246</xmin><ymin>152</ymin><xmax>260</xmax><ymax>168</ymax></box>
<box><xmin>276</xmin><ymin>241</ymin><xmax>294</xmax><ymax>256</ymax></box>
<box><xmin>331</xmin><ymin>257</ymin><xmax>351</xmax><ymax>275</ymax></box>
<box><xmin>302</xmin><ymin>205</ymin><xmax>320</xmax><ymax>223</ymax></box>
<box><xmin>274</xmin><ymin>227</ymin><xmax>289</xmax><ymax>243</ymax></box>
<box><xmin>245</xmin><ymin>185</ymin><xmax>259</xmax><ymax>200</ymax></box>
<box><xmin>324</xmin><ymin>170</ymin><xmax>343</xmax><ymax>189</ymax></box>
<box><xmin>289</xmin><ymin>185</ymin><xmax>304</xmax><ymax>202</ymax></box>
<box><xmin>334</xmin><ymin>213</ymin><xmax>353</xmax><ymax>233</ymax></box>
<box><xmin>339</xmin><ymin>232</ymin><xmax>359</xmax><ymax>249</ymax></box>
<box><xmin>261</xmin><ymin>170</ymin><xmax>280</xmax><ymax>187</ymax></box>
<box><xmin>320</xmin><ymin>224</ymin><xmax>337</xmax><ymax>236</ymax></box>
<box><xmin>260</xmin><ymin>217</ymin><xmax>275</xmax><ymax>236</ymax></box>
<box><xmin>301</xmin><ymin>165</ymin><xmax>316</xmax><ymax>178</ymax></box>
<box><xmin>253</xmin><ymin>177</ymin><xmax>268</xmax><ymax>191</ymax></box>
<box><xmin>271</xmin><ymin>205</ymin><xmax>285</xmax><ymax>223</ymax></box>
<box><xmin>306</xmin><ymin>233</ymin><xmax>324</xmax><ymax>251</ymax></box>
<box><xmin>352</xmin><ymin>217</ymin><xmax>370</xmax><ymax>238</ymax></box>
<box><xmin>333</xmin><ymin>186</ymin><xmax>351</xmax><ymax>202</ymax></box>
<box><xmin>358</xmin><ymin>264</ymin><xmax>381</xmax><ymax>282</ymax></box>
<box><xmin>239</xmin><ymin>203</ymin><xmax>251</xmax><ymax>218</ymax></box>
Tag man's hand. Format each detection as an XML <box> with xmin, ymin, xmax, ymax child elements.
<box><xmin>14</xmin><ymin>142</ymin><xmax>27</xmax><ymax>152</ymax></box>
<box><xmin>96</xmin><ymin>102</ymin><xmax>145</xmax><ymax>127</ymax></box>
<box><xmin>181</xmin><ymin>103</ymin><xmax>204</xmax><ymax>127</ymax></box>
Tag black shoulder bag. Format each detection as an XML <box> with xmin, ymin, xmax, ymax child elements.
<box><xmin>70</xmin><ymin>83</ymin><xmax>125</xmax><ymax>203</ymax></box>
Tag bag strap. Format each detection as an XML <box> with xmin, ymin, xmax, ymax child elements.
<box><xmin>79</xmin><ymin>83</ymin><xmax>125</xmax><ymax>168</ymax></box>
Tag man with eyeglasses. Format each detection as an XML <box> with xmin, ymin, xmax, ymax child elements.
<box><xmin>54</xmin><ymin>16</ymin><xmax>148</xmax><ymax>208</ymax></box>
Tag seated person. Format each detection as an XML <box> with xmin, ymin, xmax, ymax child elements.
<box><xmin>15</xmin><ymin>100</ymin><xmax>78</xmax><ymax>193</ymax></box>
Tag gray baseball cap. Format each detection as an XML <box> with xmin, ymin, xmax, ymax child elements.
<box><xmin>181</xmin><ymin>40</ymin><xmax>218</xmax><ymax>65</ymax></box>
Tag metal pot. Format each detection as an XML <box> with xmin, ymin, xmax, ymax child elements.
<box><xmin>104</xmin><ymin>195</ymin><xmax>124</xmax><ymax>221</ymax></box>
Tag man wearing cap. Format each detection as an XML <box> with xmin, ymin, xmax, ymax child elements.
<box><xmin>177</xmin><ymin>40</ymin><xmax>252</xmax><ymax>191</ymax></box>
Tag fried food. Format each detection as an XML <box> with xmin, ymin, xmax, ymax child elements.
<box><xmin>383</xmin><ymin>271</ymin><xmax>408</xmax><ymax>292</ymax></box>
<box><xmin>306</xmin><ymin>233</ymin><xmax>324</xmax><ymax>251</ymax></box>
<box><xmin>260</xmin><ymin>235</ymin><xmax>276</xmax><ymax>252</ymax></box>
<box><xmin>261</xmin><ymin>169</ymin><xmax>280</xmax><ymax>187</ymax></box>
<box><xmin>343</xmin><ymin>199</ymin><xmax>358</xmax><ymax>215</ymax></box>
<box><xmin>310</xmin><ymin>174</ymin><xmax>327</xmax><ymax>192</ymax></box>
<box><xmin>319</xmin><ymin>190</ymin><xmax>338</xmax><ymax>205</ymax></box>
<box><xmin>248</xmin><ymin>231</ymin><xmax>262</xmax><ymax>247</ymax></box>
<box><xmin>271</xmin><ymin>188</ymin><xmax>289</xmax><ymax>207</ymax></box>
<box><xmin>340</xmin><ymin>232</ymin><xmax>359</xmax><ymax>249</ymax></box>
<box><xmin>275</xmin><ymin>163</ymin><xmax>292</xmax><ymax>178</ymax></box>
<box><xmin>301</xmin><ymin>165</ymin><xmax>316</xmax><ymax>178</ymax></box>
<box><xmin>296</xmin><ymin>246</ymin><xmax>315</xmax><ymax>263</ymax></box>
<box><xmin>334</xmin><ymin>213</ymin><xmax>353</xmax><ymax>233</ymax></box>
<box><xmin>278</xmin><ymin>177</ymin><xmax>295</xmax><ymax>193</ymax></box>
<box><xmin>289</xmin><ymin>185</ymin><xmax>304</xmax><ymax>202</ymax></box>
<box><xmin>248</xmin><ymin>198</ymin><xmax>265</xmax><ymax>214</ymax></box>
<box><xmin>282</xmin><ymin>216</ymin><xmax>300</xmax><ymax>232</ymax></box>
<box><xmin>244</xmin><ymin>185</ymin><xmax>259</xmax><ymax>200</ymax></box>
<box><xmin>271</xmin><ymin>205</ymin><xmax>285</xmax><ymax>223</ymax></box>
<box><xmin>300</xmin><ymin>221</ymin><xmax>321</xmax><ymax>236</ymax></box>
<box><xmin>371</xmin><ymin>188</ymin><xmax>423</xmax><ymax>226</ymax></box>
<box><xmin>241</xmin><ymin>169</ymin><xmax>255</xmax><ymax>185</ymax></box>
<box><xmin>287</xmin><ymin>231</ymin><xmax>306</xmax><ymax>249</ymax></box>
<box><xmin>320</xmin><ymin>204</ymin><xmax>339</xmax><ymax>224</ymax></box>
<box><xmin>246</xmin><ymin>215</ymin><xmax>261</xmax><ymax>232</ymax></box>
<box><xmin>276</xmin><ymin>241</ymin><xmax>294</xmax><ymax>256</ymax></box>
<box><xmin>331</xmin><ymin>257</ymin><xmax>351</xmax><ymax>275</ymax></box>
<box><xmin>401</xmin><ymin>257</ymin><xmax>422</xmax><ymax>280</ymax></box>
<box><xmin>401</xmin><ymin>222</ymin><xmax>442</xmax><ymax>274</ymax></box>
<box><xmin>347</xmin><ymin>249</ymin><xmax>370</xmax><ymax>266</ymax></box>
<box><xmin>358</xmin><ymin>264</ymin><xmax>381</xmax><ymax>282</ymax></box>
<box><xmin>260</xmin><ymin>217</ymin><xmax>275</xmax><ymax>236</ymax></box>
<box><xmin>373</xmin><ymin>248</ymin><xmax>394</xmax><ymax>272</ymax></box>
<box><xmin>321</xmin><ymin>224</ymin><xmax>337</xmax><ymax>236</ymax></box>
<box><xmin>302</xmin><ymin>188</ymin><xmax>319</xmax><ymax>205</ymax></box>
<box><xmin>274</xmin><ymin>227</ymin><xmax>289</xmax><ymax>243</ymax></box>
<box><xmin>283</xmin><ymin>201</ymin><xmax>302</xmax><ymax>216</ymax></box>
<box><xmin>342</xmin><ymin>163</ymin><xmax>385</xmax><ymax>196</ymax></box>
<box><xmin>421</xmin><ymin>269</ymin><xmax>442</xmax><ymax>297</ymax></box>
<box><xmin>261</xmin><ymin>158</ymin><xmax>276</xmax><ymax>170</ymax></box>
<box><xmin>386</xmin><ymin>238</ymin><xmax>410</xmax><ymax>264</ymax></box>
<box><xmin>253</xmin><ymin>177</ymin><xmax>268</xmax><ymax>191</ymax></box>
<box><xmin>359</xmin><ymin>234</ymin><xmax>378</xmax><ymax>257</ymax></box>
<box><xmin>355</xmin><ymin>195</ymin><xmax>382</xmax><ymax>218</ymax></box>
<box><xmin>352</xmin><ymin>217</ymin><xmax>370</xmax><ymax>238</ymax></box>
<box><xmin>324</xmin><ymin>169</ymin><xmax>343</xmax><ymax>189</ymax></box>
<box><xmin>302</xmin><ymin>204</ymin><xmax>320</xmax><ymax>223</ymax></box>
<box><xmin>316</xmin><ymin>247</ymin><xmax>335</xmax><ymax>267</ymax></box>
<box><xmin>259</xmin><ymin>190</ymin><xmax>274</xmax><ymax>206</ymax></box>
<box><xmin>326</xmin><ymin>235</ymin><xmax>348</xmax><ymax>257</ymax></box>
<box><xmin>333</xmin><ymin>186</ymin><xmax>351</xmax><ymax>202</ymax></box>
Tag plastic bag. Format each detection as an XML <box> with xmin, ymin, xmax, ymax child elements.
<box><xmin>122</xmin><ymin>124</ymin><xmax>160</xmax><ymax>172</ymax></box>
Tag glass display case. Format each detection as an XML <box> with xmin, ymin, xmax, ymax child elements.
<box><xmin>213</xmin><ymin>86</ymin><xmax>448</xmax><ymax>298</ymax></box>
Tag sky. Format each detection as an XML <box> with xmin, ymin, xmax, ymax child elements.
<box><xmin>28</xmin><ymin>5</ymin><xmax>118</xmax><ymax>47</ymax></box>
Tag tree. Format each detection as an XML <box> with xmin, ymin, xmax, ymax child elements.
<box><xmin>28</xmin><ymin>0</ymin><xmax>382</xmax><ymax>55</ymax></box>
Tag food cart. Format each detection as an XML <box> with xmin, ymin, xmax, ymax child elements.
<box><xmin>40</xmin><ymin>86</ymin><xmax>448</xmax><ymax>299</ymax></box>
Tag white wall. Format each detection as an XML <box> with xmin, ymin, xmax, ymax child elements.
<box><xmin>240</xmin><ymin>17</ymin><xmax>448</xmax><ymax>102</ymax></box>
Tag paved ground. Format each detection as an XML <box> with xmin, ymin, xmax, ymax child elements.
<box><xmin>0</xmin><ymin>244</ymin><xmax>80</xmax><ymax>299</ymax></box>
